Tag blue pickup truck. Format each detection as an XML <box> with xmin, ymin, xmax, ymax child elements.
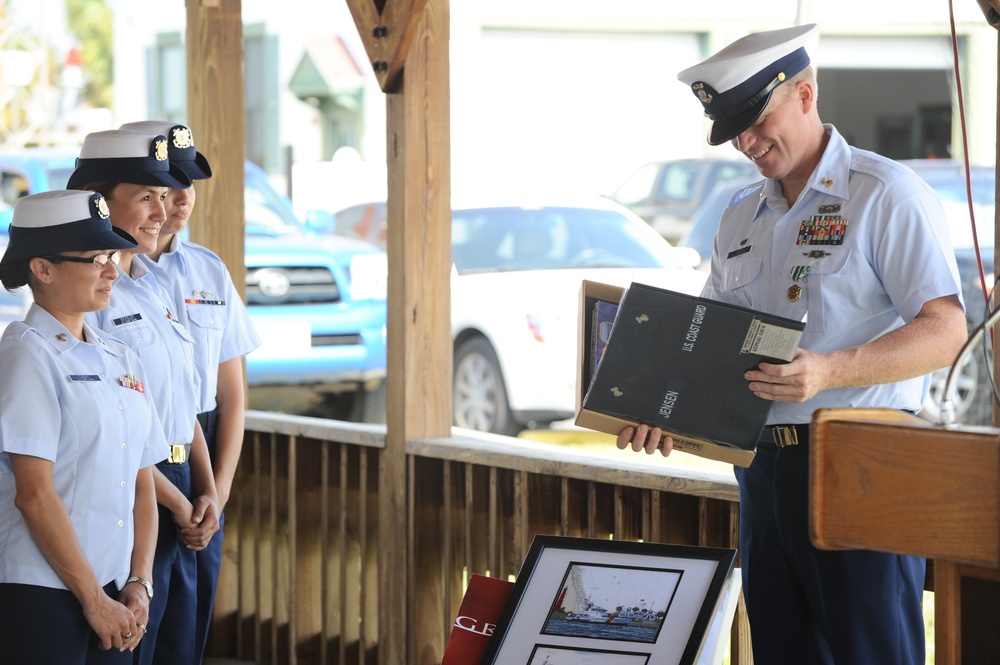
<box><xmin>0</xmin><ymin>149</ymin><xmax>388</xmax><ymax>421</ymax></box>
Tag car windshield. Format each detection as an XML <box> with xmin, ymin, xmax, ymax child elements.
<box><xmin>451</xmin><ymin>206</ymin><xmax>678</xmax><ymax>274</ymax></box>
<box><xmin>245</xmin><ymin>170</ymin><xmax>304</xmax><ymax>236</ymax></box>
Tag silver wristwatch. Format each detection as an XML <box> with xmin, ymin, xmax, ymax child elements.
<box><xmin>126</xmin><ymin>575</ymin><xmax>153</xmax><ymax>599</ymax></box>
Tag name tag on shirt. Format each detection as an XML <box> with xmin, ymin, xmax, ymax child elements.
<box><xmin>727</xmin><ymin>245</ymin><xmax>752</xmax><ymax>259</ymax></box>
<box><xmin>113</xmin><ymin>313</ymin><xmax>143</xmax><ymax>325</ymax></box>
<box><xmin>69</xmin><ymin>374</ymin><xmax>102</xmax><ymax>382</ymax></box>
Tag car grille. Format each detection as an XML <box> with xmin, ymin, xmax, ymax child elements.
<box><xmin>246</xmin><ymin>266</ymin><xmax>342</xmax><ymax>305</ymax></box>
<box><xmin>311</xmin><ymin>334</ymin><xmax>364</xmax><ymax>347</ymax></box>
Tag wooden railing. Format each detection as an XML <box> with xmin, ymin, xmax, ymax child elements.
<box><xmin>207</xmin><ymin>411</ymin><xmax>746</xmax><ymax>665</ymax></box>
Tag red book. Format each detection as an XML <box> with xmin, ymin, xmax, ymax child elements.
<box><xmin>442</xmin><ymin>574</ymin><xmax>514</xmax><ymax>665</ymax></box>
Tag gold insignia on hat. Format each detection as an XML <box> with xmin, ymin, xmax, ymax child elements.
<box><xmin>777</xmin><ymin>72</ymin><xmax>786</xmax><ymax>82</ymax></box>
<box><xmin>611</xmin><ymin>387</ymin><xmax>623</xmax><ymax>397</ymax></box>
<box><xmin>95</xmin><ymin>196</ymin><xmax>110</xmax><ymax>219</ymax></box>
<box><xmin>171</xmin><ymin>127</ymin><xmax>193</xmax><ymax>149</ymax></box>
<box><xmin>692</xmin><ymin>82</ymin><xmax>713</xmax><ymax>105</ymax></box>
<box><xmin>820</xmin><ymin>177</ymin><xmax>834</xmax><ymax>187</ymax></box>
<box><xmin>154</xmin><ymin>138</ymin><xmax>169</xmax><ymax>161</ymax></box>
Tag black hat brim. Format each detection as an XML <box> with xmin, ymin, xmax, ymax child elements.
<box><xmin>707</xmin><ymin>90</ymin><xmax>774</xmax><ymax>146</ymax></box>
<box><xmin>67</xmin><ymin>159</ymin><xmax>193</xmax><ymax>190</ymax></box>
<box><xmin>174</xmin><ymin>151</ymin><xmax>213</xmax><ymax>180</ymax></box>
<box><xmin>1</xmin><ymin>221</ymin><xmax>138</xmax><ymax>265</ymax></box>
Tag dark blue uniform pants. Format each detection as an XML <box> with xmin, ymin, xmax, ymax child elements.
<box><xmin>735</xmin><ymin>438</ymin><xmax>926</xmax><ymax>665</ymax></box>
<box><xmin>194</xmin><ymin>413</ymin><xmax>222</xmax><ymax>664</ymax></box>
<box><xmin>133</xmin><ymin>461</ymin><xmax>198</xmax><ymax>665</ymax></box>
<box><xmin>0</xmin><ymin>581</ymin><xmax>131</xmax><ymax>665</ymax></box>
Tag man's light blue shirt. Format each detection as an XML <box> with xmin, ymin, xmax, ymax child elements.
<box><xmin>702</xmin><ymin>125</ymin><xmax>964</xmax><ymax>424</ymax></box>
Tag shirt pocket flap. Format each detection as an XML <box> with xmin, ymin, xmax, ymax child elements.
<box><xmin>720</xmin><ymin>256</ymin><xmax>762</xmax><ymax>292</ymax></box>
<box><xmin>187</xmin><ymin>305</ymin><xmax>226</xmax><ymax>331</ymax></box>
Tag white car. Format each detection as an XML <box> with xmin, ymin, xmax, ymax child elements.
<box><xmin>325</xmin><ymin>195</ymin><xmax>709</xmax><ymax>434</ymax></box>
<box><xmin>448</xmin><ymin>196</ymin><xmax>708</xmax><ymax>435</ymax></box>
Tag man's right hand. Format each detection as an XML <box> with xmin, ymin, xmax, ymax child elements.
<box><xmin>616</xmin><ymin>424</ymin><xmax>674</xmax><ymax>457</ymax></box>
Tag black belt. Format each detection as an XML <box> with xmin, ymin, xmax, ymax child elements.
<box><xmin>197</xmin><ymin>408</ymin><xmax>219</xmax><ymax>432</ymax></box>
<box><xmin>758</xmin><ymin>423</ymin><xmax>810</xmax><ymax>448</ymax></box>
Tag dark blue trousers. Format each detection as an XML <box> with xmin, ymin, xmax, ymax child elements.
<box><xmin>133</xmin><ymin>461</ymin><xmax>198</xmax><ymax>665</ymax></box>
<box><xmin>735</xmin><ymin>439</ymin><xmax>926</xmax><ymax>665</ymax></box>
<box><xmin>194</xmin><ymin>414</ymin><xmax>222</xmax><ymax>665</ymax></box>
<box><xmin>0</xmin><ymin>581</ymin><xmax>131</xmax><ymax>665</ymax></box>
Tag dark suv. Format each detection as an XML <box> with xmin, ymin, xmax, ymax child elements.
<box><xmin>607</xmin><ymin>158</ymin><xmax>759</xmax><ymax>243</ymax></box>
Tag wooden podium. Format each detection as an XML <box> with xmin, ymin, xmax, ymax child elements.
<box><xmin>810</xmin><ymin>408</ymin><xmax>1000</xmax><ymax>664</ymax></box>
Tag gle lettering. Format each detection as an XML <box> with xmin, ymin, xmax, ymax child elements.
<box><xmin>682</xmin><ymin>305</ymin><xmax>707</xmax><ymax>352</ymax></box>
<box><xmin>454</xmin><ymin>615</ymin><xmax>496</xmax><ymax>637</ymax></box>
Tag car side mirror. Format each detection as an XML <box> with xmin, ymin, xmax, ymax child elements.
<box><xmin>304</xmin><ymin>209</ymin><xmax>335</xmax><ymax>233</ymax></box>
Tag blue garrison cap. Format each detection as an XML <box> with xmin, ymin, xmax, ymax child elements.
<box><xmin>677</xmin><ymin>24</ymin><xmax>819</xmax><ymax>145</ymax></box>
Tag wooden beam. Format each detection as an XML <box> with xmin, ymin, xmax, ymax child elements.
<box><xmin>185</xmin><ymin>0</ymin><xmax>246</xmax><ymax>293</ymax></box>
<box><xmin>378</xmin><ymin>0</ymin><xmax>451</xmax><ymax>661</ymax></box>
<box><xmin>344</xmin><ymin>0</ymin><xmax>429</xmax><ymax>91</ymax></box>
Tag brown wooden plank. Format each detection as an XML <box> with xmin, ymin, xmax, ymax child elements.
<box><xmin>185</xmin><ymin>0</ymin><xmax>245</xmax><ymax>292</ymax></box>
<box><xmin>811</xmin><ymin>408</ymin><xmax>1000</xmax><ymax>567</ymax></box>
<box><xmin>378</xmin><ymin>0</ymin><xmax>451</xmax><ymax>657</ymax></box>
<box><xmin>345</xmin><ymin>0</ymin><xmax>430</xmax><ymax>91</ymax></box>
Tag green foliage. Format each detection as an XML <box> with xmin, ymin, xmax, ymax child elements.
<box><xmin>65</xmin><ymin>0</ymin><xmax>113</xmax><ymax>109</ymax></box>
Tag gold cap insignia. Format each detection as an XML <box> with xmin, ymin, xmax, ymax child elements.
<box><xmin>154</xmin><ymin>138</ymin><xmax>169</xmax><ymax>161</ymax></box>
<box><xmin>692</xmin><ymin>82</ymin><xmax>713</xmax><ymax>105</ymax></box>
<box><xmin>171</xmin><ymin>127</ymin><xmax>193</xmax><ymax>149</ymax></box>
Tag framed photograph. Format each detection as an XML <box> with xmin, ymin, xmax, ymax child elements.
<box><xmin>480</xmin><ymin>535</ymin><xmax>738</xmax><ymax>665</ymax></box>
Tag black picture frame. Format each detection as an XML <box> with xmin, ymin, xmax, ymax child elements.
<box><xmin>480</xmin><ymin>535</ymin><xmax>737</xmax><ymax>665</ymax></box>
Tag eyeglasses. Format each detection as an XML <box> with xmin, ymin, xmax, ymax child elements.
<box><xmin>43</xmin><ymin>251</ymin><xmax>122</xmax><ymax>270</ymax></box>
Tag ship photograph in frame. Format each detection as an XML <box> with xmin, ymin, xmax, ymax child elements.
<box><xmin>481</xmin><ymin>536</ymin><xmax>737</xmax><ymax>665</ymax></box>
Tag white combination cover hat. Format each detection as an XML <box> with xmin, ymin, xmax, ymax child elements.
<box><xmin>677</xmin><ymin>24</ymin><xmax>819</xmax><ymax>145</ymax></box>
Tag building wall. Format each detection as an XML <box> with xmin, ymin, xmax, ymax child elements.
<box><xmin>106</xmin><ymin>1</ymin><xmax>996</xmax><ymax>205</ymax></box>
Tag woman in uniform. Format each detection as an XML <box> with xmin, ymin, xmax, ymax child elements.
<box><xmin>68</xmin><ymin>129</ymin><xmax>221</xmax><ymax>665</ymax></box>
<box><xmin>0</xmin><ymin>190</ymin><xmax>169</xmax><ymax>664</ymax></box>
<box><xmin>119</xmin><ymin>120</ymin><xmax>260</xmax><ymax>663</ymax></box>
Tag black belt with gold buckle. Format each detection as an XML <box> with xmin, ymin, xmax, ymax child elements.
<box><xmin>166</xmin><ymin>444</ymin><xmax>191</xmax><ymax>464</ymax></box>
<box><xmin>759</xmin><ymin>424</ymin><xmax>809</xmax><ymax>448</ymax></box>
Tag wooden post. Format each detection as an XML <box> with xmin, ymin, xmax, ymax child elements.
<box><xmin>185</xmin><ymin>0</ymin><xmax>246</xmax><ymax>290</ymax></box>
<box><xmin>344</xmin><ymin>0</ymin><xmax>453</xmax><ymax>661</ymax></box>
<box><xmin>185</xmin><ymin>0</ymin><xmax>247</xmax><ymax>643</ymax></box>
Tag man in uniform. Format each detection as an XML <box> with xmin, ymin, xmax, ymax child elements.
<box><xmin>618</xmin><ymin>23</ymin><xmax>967</xmax><ymax>664</ymax></box>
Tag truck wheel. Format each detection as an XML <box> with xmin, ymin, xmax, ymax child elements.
<box><xmin>453</xmin><ymin>337</ymin><xmax>520</xmax><ymax>436</ymax></box>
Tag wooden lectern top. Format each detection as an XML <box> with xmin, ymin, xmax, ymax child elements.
<box><xmin>810</xmin><ymin>407</ymin><xmax>1000</xmax><ymax>568</ymax></box>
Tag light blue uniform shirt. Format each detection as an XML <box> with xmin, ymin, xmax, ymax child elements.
<box><xmin>86</xmin><ymin>259</ymin><xmax>199</xmax><ymax>446</ymax></box>
<box><xmin>140</xmin><ymin>236</ymin><xmax>260</xmax><ymax>413</ymax></box>
<box><xmin>0</xmin><ymin>305</ymin><xmax>169</xmax><ymax>590</ymax></box>
<box><xmin>702</xmin><ymin>125</ymin><xmax>963</xmax><ymax>425</ymax></box>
